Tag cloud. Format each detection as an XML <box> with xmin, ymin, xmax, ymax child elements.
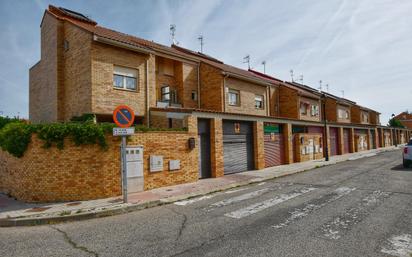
<box><xmin>0</xmin><ymin>0</ymin><xmax>411</xmax><ymax>123</ymax></box>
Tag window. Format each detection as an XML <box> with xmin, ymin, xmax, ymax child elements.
<box><xmin>161</xmin><ymin>85</ymin><xmax>177</xmax><ymax>103</ymax></box>
<box><xmin>362</xmin><ymin>112</ymin><xmax>369</xmax><ymax>122</ymax></box>
<box><xmin>255</xmin><ymin>95</ymin><xmax>264</xmax><ymax>109</ymax></box>
<box><xmin>191</xmin><ymin>91</ymin><xmax>198</xmax><ymax>101</ymax></box>
<box><xmin>338</xmin><ymin>109</ymin><xmax>349</xmax><ymax>119</ymax></box>
<box><xmin>300</xmin><ymin>102</ymin><xmax>309</xmax><ymax>115</ymax></box>
<box><xmin>228</xmin><ymin>89</ymin><xmax>240</xmax><ymax>106</ymax></box>
<box><xmin>310</xmin><ymin>105</ymin><xmax>319</xmax><ymax>116</ymax></box>
<box><xmin>113</xmin><ymin>66</ymin><xmax>138</xmax><ymax>90</ymax></box>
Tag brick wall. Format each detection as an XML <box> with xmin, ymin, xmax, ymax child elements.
<box><xmin>325</xmin><ymin>98</ymin><xmax>337</xmax><ymax>122</ymax></box>
<box><xmin>0</xmin><ymin>117</ymin><xmax>199</xmax><ymax>202</ymax></box>
<box><xmin>294</xmin><ymin>133</ymin><xmax>323</xmax><ymax>162</ymax></box>
<box><xmin>224</xmin><ymin>77</ymin><xmax>268</xmax><ymax>116</ymax></box>
<box><xmin>199</xmin><ymin>63</ymin><xmax>224</xmax><ymax>111</ymax></box>
<box><xmin>269</xmin><ymin>85</ymin><xmax>279</xmax><ymax>117</ymax></box>
<box><xmin>91</xmin><ymin>42</ymin><xmax>149</xmax><ymax>117</ymax></box>
<box><xmin>0</xmin><ymin>136</ymin><xmax>121</xmax><ymax>202</ymax></box>
<box><xmin>350</xmin><ymin>105</ymin><xmax>361</xmax><ymax>124</ymax></box>
<box><xmin>279</xmin><ymin>85</ymin><xmax>298</xmax><ymax>119</ymax></box>
<box><xmin>181</xmin><ymin>63</ymin><xmax>199</xmax><ymax>108</ymax></box>
<box><xmin>63</xmin><ymin>22</ymin><xmax>93</xmax><ymax>120</ymax></box>
<box><xmin>253</xmin><ymin>121</ymin><xmax>265</xmax><ymax>169</ymax></box>
<box><xmin>29</xmin><ymin>13</ymin><xmax>62</xmax><ymax>123</ymax></box>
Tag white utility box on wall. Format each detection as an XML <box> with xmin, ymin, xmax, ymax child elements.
<box><xmin>125</xmin><ymin>146</ymin><xmax>144</xmax><ymax>193</ymax></box>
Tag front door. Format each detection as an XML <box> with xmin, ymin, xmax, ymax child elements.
<box><xmin>198</xmin><ymin>119</ymin><xmax>211</xmax><ymax>179</ymax></box>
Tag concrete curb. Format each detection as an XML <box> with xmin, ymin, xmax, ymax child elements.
<box><xmin>0</xmin><ymin>147</ymin><xmax>399</xmax><ymax>227</ymax></box>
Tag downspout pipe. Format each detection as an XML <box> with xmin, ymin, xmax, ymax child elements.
<box><xmin>223</xmin><ymin>74</ymin><xmax>229</xmax><ymax>112</ymax></box>
<box><xmin>322</xmin><ymin>93</ymin><xmax>329</xmax><ymax>161</ymax></box>
<box><xmin>146</xmin><ymin>58</ymin><xmax>150</xmax><ymax>127</ymax></box>
<box><xmin>197</xmin><ymin>64</ymin><xmax>201</xmax><ymax>108</ymax></box>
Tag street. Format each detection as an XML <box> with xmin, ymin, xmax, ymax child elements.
<box><xmin>1</xmin><ymin>150</ymin><xmax>411</xmax><ymax>257</ymax></box>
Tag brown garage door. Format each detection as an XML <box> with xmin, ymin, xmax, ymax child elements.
<box><xmin>329</xmin><ymin>127</ymin><xmax>338</xmax><ymax>156</ymax></box>
<box><xmin>264</xmin><ymin>133</ymin><xmax>285</xmax><ymax>167</ymax></box>
<box><xmin>343</xmin><ymin>128</ymin><xmax>350</xmax><ymax>154</ymax></box>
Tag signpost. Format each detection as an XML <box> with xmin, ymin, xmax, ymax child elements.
<box><xmin>113</xmin><ymin>105</ymin><xmax>135</xmax><ymax>203</ymax></box>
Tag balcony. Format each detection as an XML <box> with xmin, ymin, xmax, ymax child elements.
<box><xmin>156</xmin><ymin>101</ymin><xmax>182</xmax><ymax>108</ymax></box>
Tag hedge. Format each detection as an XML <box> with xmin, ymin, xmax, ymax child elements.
<box><xmin>0</xmin><ymin>119</ymin><xmax>187</xmax><ymax>158</ymax></box>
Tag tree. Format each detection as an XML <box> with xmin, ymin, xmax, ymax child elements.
<box><xmin>388</xmin><ymin>118</ymin><xmax>405</xmax><ymax>128</ymax></box>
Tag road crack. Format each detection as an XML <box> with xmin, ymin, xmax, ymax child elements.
<box><xmin>166</xmin><ymin>207</ymin><xmax>188</xmax><ymax>241</ymax></box>
<box><xmin>50</xmin><ymin>226</ymin><xmax>99</xmax><ymax>257</ymax></box>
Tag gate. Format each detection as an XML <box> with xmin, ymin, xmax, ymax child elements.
<box><xmin>198</xmin><ymin>119</ymin><xmax>211</xmax><ymax>178</ymax></box>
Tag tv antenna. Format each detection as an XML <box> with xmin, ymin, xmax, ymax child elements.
<box><xmin>318</xmin><ymin>80</ymin><xmax>323</xmax><ymax>91</ymax></box>
<box><xmin>325</xmin><ymin>84</ymin><xmax>329</xmax><ymax>92</ymax></box>
<box><xmin>198</xmin><ymin>35</ymin><xmax>204</xmax><ymax>53</ymax></box>
<box><xmin>299</xmin><ymin>75</ymin><xmax>303</xmax><ymax>84</ymax></box>
<box><xmin>262</xmin><ymin>61</ymin><xmax>266</xmax><ymax>74</ymax></box>
<box><xmin>170</xmin><ymin>24</ymin><xmax>178</xmax><ymax>45</ymax></box>
<box><xmin>290</xmin><ymin>69</ymin><xmax>294</xmax><ymax>82</ymax></box>
<box><xmin>243</xmin><ymin>55</ymin><xmax>250</xmax><ymax>69</ymax></box>
<box><xmin>341</xmin><ymin>90</ymin><xmax>345</xmax><ymax>98</ymax></box>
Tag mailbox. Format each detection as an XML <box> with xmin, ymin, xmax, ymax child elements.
<box><xmin>188</xmin><ymin>137</ymin><xmax>196</xmax><ymax>150</ymax></box>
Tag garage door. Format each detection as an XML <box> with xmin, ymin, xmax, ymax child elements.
<box><xmin>343</xmin><ymin>128</ymin><xmax>350</xmax><ymax>154</ymax></box>
<box><xmin>329</xmin><ymin>127</ymin><xmax>338</xmax><ymax>156</ymax></box>
<box><xmin>223</xmin><ymin>121</ymin><xmax>254</xmax><ymax>175</ymax></box>
<box><xmin>264</xmin><ymin>131</ymin><xmax>284</xmax><ymax>167</ymax></box>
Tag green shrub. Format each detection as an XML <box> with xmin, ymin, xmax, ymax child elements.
<box><xmin>0</xmin><ymin>116</ymin><xmax>20</xmax><ymax>130</ymax></box>
<box><xmin>0</xmin><ymin>122</ymin><xmax>33</xmax><ymax>157</ymax></box>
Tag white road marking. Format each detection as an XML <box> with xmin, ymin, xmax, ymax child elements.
<box><xmin>381</xmin><ymin>234</ymin><xmax>412</xmax><ymax>257</ymax></box>
<box><xmin>211</xmin><ymin>188</ymin><xmax>271</xmax><ymax>208</ymax></box>
<box><xmin>174</xmin><ymin>195</ymin><xmax>215</xmax><ymax>206</ymax></box>
<box><xmin>224</xmin><ymin>187</ymin><xmax>317</xmax><ymax>219</ymax></box>
<box><xmin>272</xmin><ymin>187</ymin><xmax>356</xmax><ymax>229</ymax></box>
<box><xmin>257</xmin><ymin>182</ymin><xmax>266</xmax><ymax>186</ymax></box>
<box><xmin>319</xmin><ymin>190</ymin><xmax>391</xmax><ymax>240</ymax></box>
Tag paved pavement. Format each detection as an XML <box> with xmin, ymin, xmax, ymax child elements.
<box><xmin>0</xmin><ymin>150</ymin><xmax>411</xmax><ymax>257</ymax></box>
<box><xmin>0</xmin><ymin>147</ymin><xmax>396</xmax><ymax>224</ymax></box>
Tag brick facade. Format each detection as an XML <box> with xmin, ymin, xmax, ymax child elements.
<box><xmin>199</xmin><ymin>63</ymin><xmax>224</xmax><ymax>111</ymax></box>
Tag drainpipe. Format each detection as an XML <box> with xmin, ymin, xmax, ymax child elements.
<box><xmin>322</xmin><ymin>93</ymin><xmax>329</xmax><ymax>161</ymax></box>
<box><xmin>146</xmin><ymin>58</ymin><xmax>150</xmax><ymax>127</ymax></box>
<box><xmin>266</xmin><ymin>86</ymin><xmax>270</xmax><ymax>116</ymax></box>
<box><xmin>223</xmin><ymin>74</ymin><xmax>229</xmax><ymax>112</ymax></box>
<box><xmin>197</xmin><ymin>64</ymin><xmax>201</xmax><ymax>108</ymax></box>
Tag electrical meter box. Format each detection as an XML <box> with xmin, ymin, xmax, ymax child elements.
<box><xmin>125</xmin><ymin>146</ymin><xmax>144</xmax><ymax>193</ymax></box>
<box><xmin>150</xmin><ymin>155</ymin><xmax>164</xmax><ymax>172</ymax></box>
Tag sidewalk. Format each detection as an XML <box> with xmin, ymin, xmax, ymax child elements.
<box><xmin>0</xmin><ymin>146</ymin><xmax>399</xmax><ymax>227</ymax></box>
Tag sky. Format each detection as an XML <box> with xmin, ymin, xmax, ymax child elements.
<box><xmin>0</xmin><ymin>0</ymin><xmax>411</xmax><ymax>124</ymax></box>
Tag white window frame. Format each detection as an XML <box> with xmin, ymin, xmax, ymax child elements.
<box><xmin>255</xmin><ymin>95</ymin><xmax>264</xmax><ymax>109</ymax></box>
<box><xmin>113</xmin><ymin>66</ymin><xmax>138</xmax><ymax>91</ymax></box>
<box><xmin>228</xmin><ymin>89</ymin><xmax>240</xmax><ymax>106</ymax></box>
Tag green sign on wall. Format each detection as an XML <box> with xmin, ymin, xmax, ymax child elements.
<box><xmin>264</xmin><ymin>124</ymin><xmax>280</xmax><ymax>133</ymax></box>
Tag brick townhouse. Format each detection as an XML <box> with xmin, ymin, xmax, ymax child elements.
<box><xmin>29</xmin><ymin>5</ymin><xmax>412</xmax><ymax>180</ymax></box>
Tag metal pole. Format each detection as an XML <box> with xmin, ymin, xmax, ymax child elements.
<box><xmin>322</xmin><ymin>94</ymin><xmax>329</xmax><ymax>161</ymax></box>
<box><xmin>121</xmin><ymin>136</ymin><xmax>128</xmax><ymax>203</ymax></box>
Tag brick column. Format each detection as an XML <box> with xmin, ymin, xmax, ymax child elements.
<box><xmin>253</xmin><ymin>121</ymin><xmax>265</xmax><ymax>170</ymax></box>
<box><xmin>210</xmin><ymin>118</ymin><xmax>224</xmax><ymax>178</ymax></box>
<box><xmin>374</xmin><ymin>128</ymin><xmax>379</xmax><ymax>149</ymax></box>
<box><xmin>349</xmin><ymin>127</ymin><xmax>356</xmax><ymax>153</ymax></box>
<box><xmin>338</xmin><ymin>127</ymin><xmax>344</xmax><ymax>155</ymax></box>
<box><xmin>366</xmin><ymin>129</ymin><xmax>371</xmax><ymax>150</ymax></box>
<box><xmin>283</xmin><ymin>123</ymin><xmax>294</xmax><ymax>164</ymax></box>
<box><xmin>379</xmin><ymin>128</ymin><xmax>384</xmax><ymax>148</ymax></box>
<box><xmin>325</xmin><ymin>125</ymin><xmax>331</xmax><ymax>157</ymax></box>
<box><xmin>186</xmin><ymin>115</ymin><xmax>197</xmax><ymax>134</ymax></box>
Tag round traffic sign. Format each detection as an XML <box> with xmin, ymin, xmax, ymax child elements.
<box><xmin>113</xmin><ymin>105</ymin><xmax>135</xmax><ymax>128</ymax></box>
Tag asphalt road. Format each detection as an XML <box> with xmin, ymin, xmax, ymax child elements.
<box><xmin>1</xmin><ymin>150</ymin><xmax>411</xmax><ymax>257</ymax></box>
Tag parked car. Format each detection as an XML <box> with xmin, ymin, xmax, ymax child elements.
<box><xmin>403</xmin><ymin>139</ymin><xmax>412</xmax><ymax>168</ymax></box>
